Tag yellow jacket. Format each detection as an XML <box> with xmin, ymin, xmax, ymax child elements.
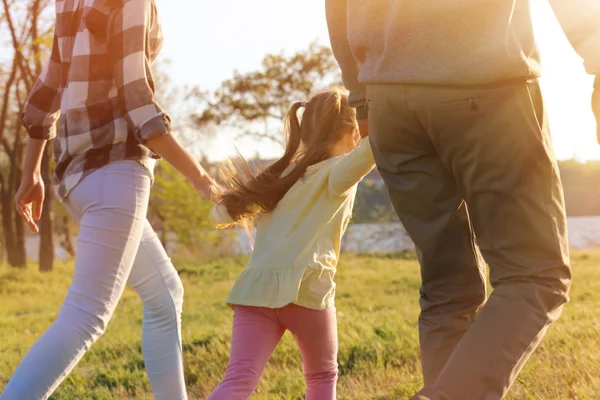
<box><xmin>210</xmin><ymin>139</ymin><xmax>375</xmax><ymax>310</ymax></box>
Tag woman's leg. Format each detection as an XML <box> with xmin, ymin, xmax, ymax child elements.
<box><xmin>1</xmin><ymin>162</ymin><xmax>151</xmax><ymax>400</ymax></box>
<box><xmin>208</xmin><ymin>306</ymin><xmax>285</xmax><ymax>400</ymax></box>
<box><xmin>280</xmin><ymin>304</ymin><xmax>338</xmax><ymax>400</ymax></box>
<box><xmin>127</xmin><ymin>221</ymin><xmax>187</xmax><ymax>400</ymax></box>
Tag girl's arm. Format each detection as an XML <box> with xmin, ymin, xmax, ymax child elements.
<box><xmin>328</xmin><ymin>138</ymin><xmax>375</xmax><ymax>196</ymax></box>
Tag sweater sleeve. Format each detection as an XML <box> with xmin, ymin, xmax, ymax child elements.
<box><xmin>325</xmin><ymin>0</ymin><xmax>367</xmax><ymax>111</ymax></box>
<box><xmin>328</xmin><ymin>139</ymin><xmax>376</xmax><ymax>196</ymax></box>
<box><xmin>550</xmin><ymin>0</ymin><xmax>600</xmax><ymax>77</ymax></box>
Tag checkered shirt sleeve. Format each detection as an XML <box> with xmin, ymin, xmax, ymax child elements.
<box><xmin>110</xmin><ymin>0</ymin><xmax>171</xmax><ymax>143</ymax></box>
<box><xmin>22</xmin><ymin>32</ymin><xmax>63</xmax><ymax>140</ymax></box>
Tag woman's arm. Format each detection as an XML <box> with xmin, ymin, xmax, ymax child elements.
<box><xmin>22</xmin><ymin>32</ymin><xmax>62</xmax><ymax>141</ymax></box>
<box><xmin>146</xmin><ymin>133</ymin><xmax>218</xmax><ymax>200</ymax></box>
<box><xmin>17</xmin><ymin>28</ymin><xmax>62</xmax><ymax>232</ymax></box>
<box><xmin>111</xmin><ymin>0</ymin><xmax>217</xmax><ymax>198</ymax></box>
<box><xmin>15</xmin><ymin>139</ymin><xmax>47</xmax><ymax>232</ymax></box>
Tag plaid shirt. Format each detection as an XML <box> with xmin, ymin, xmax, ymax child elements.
<box><xmin>22</xmin><ymin>0</ymin><xmax>170</xmax><ymax>200</ymax></box>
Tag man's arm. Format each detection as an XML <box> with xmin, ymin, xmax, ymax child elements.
<box><xmin>550</xmin><ymin>0</ymin><xmax>600</xmax><ymax>77</ymax></box>
<box><xmin>325</xmin><ymin>0</ymin><xmax>367</xmax><ymax>118</ymax></box>
<box><xmin>550</xmin><ymin>1</ymin><xmax>600</xmax><ymax>141</ymax></box>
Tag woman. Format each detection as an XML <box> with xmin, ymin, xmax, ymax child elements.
<box><xmin>1</xmin><ymin>0</ymin><xmax>212</xmax><ymax>399</ymax></box>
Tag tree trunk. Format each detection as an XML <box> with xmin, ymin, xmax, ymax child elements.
<box><xmin>0</xmin><ymin>179</ymin><xmax>19</xmax><ymax>267</ymax></box>
<box><xmin>0</xmin><ymin>180</ymin><xmax>26</xmax><ymax>267</ymax></box>
<box><xmin>14</xmin><ymin>198</ymin><xmax>27</xmax><ymax>267</ymax></box>
<box><xmin>39</xmin><ymin>145</ymin><xmax>54</xmax><ymax>271</ymax></box>
<box><xmin>8</xmin><ymin>105</ymin><xmax>27</xmax><ymax>268</ymax></box>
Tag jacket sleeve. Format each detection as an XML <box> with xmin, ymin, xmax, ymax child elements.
<box><xmin>328</xmin><ymin>139</ymin><xmax>375</xmax><ymax>196</ymax></box>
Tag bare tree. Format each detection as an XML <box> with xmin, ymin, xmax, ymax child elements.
<box><xmin>1</xmin><ymin>0</ymin><xmax>55</xmax><ymax>270</ymax></box>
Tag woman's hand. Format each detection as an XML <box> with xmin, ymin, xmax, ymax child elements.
<box><xmin>194</xmin><ymin>179</ymin><xmax>223</xmax><ymax>203</ymax></box>
<box><xmin>15</xmin><ymin>174</ymin><xmax>45</xmax><ymax>233</ymax></box>
<box><xmin>145</xmin><ymin>133</ymin><xmax>220</xmax><ymax>201</ymax></box>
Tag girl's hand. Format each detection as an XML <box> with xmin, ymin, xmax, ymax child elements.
<box><xmin>15</xmin><ymin>175</ymin><xmax>45</xmax><ymax>233</ymax></box>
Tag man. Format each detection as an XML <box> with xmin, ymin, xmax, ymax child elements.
<box><xmin>326</xmin><ymin>1</ymin><xmax>599</xmax><ymax>399</ymax></box>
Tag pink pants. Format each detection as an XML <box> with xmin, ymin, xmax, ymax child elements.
<box><xmin>208</xmin><ymin>304</ymin><xmax>338</xmax><ymax>400</ymax></box>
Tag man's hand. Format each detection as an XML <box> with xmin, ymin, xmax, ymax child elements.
<box><xmin>358</xmin><ymin>119</ymin><xmax>369</xmax><ymax>138</ymax></box>
<box><xmin>15</xmin><ymin>175</ymin><xmax>45</xmax><ymax>233</ymax></box>
<box><xmin>593</xmin><ymin>86</ymin><xmax>600</xmax><ymax>144</ymax></box>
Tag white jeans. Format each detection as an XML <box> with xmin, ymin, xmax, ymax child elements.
<box><xmin>1</xmin><ymin>161</ymin><xmax>187</xmax><ymax>400</ymax></box>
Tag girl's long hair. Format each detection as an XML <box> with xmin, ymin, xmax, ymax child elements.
<box><xmin>217</xmin><ymin>89</ymin><xmax>358</xmax><ymax>222</ymax></box>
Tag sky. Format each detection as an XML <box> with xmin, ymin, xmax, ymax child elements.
<box><xmin>2</xmin><ymin>0</ymin><xmax>588</xmax><ymax>162</ymax></box>
<box><xmin>154</xmin><ymin>0</ymin><xmax>599</xmax><ymax>163</ymax></box>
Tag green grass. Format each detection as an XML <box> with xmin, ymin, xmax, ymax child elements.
<box><xmin>1</xmin><ymin>251</ymin><xmax>600</xmax><ymax>399</ymax></box>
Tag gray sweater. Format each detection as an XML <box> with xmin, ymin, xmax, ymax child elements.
<box><xmin>326</xmin><ymin>0</ymin><xmax>600</xmax><ymax>108</ymax></box>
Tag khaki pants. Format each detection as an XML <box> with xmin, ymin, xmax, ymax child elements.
<box><xmin>366</xmin><ymin>81</ymin><xmax>571</xmax><ymax>400</ymax></box>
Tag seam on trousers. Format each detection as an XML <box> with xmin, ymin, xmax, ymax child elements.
<box><xmin>139</xmin><ymin>240</ymin><xmax>184</xmax><ymax>356</ymax></box>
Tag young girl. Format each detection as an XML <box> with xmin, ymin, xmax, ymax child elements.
<box><xmin>207</xmin><ymin>89</ymin><xmax>374</xmax><ymax>400</ymax></box>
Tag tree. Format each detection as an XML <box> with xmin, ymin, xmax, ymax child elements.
<box><xmin>0</xmin><ymin>1</ymin><xmax>32</xmax><ymax>268</ymax></box>
<box><xmin>193</xmin><ymin>42</ymin><xmax>341</xmax><ymax>147</ymax></box>
<box><xmin>148</xmin><ymin>162</ymin><xmax>238</xmax><ymax>259</ymax></box>
<box><xmin>1</xmin><ymin>0</ymin><xmax>55</xmax><ymax>270</ymax></box>
<box><xmin>148</xmin><ymin>61</ymin><xmax>224</xmax><ymax>257</ymax></box>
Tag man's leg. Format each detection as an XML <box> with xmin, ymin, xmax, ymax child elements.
<box><xmin>412</xmin><ymin>81</ymin><xmax>571</xmax><ymax>399</ymax></box>
<box><xmin>367</xmin><ymin>85</ymin><xmax>488</xmax><ymax>386</ymax></box>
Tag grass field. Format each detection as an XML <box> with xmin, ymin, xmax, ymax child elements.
<box><xmin>1</xmin><ymin>251</ymin><xmax>600</xmax><ymax>399</ymax></box>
